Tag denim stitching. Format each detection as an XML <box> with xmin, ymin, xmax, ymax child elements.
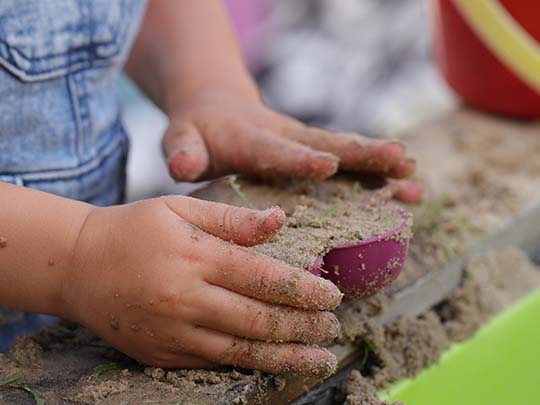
<box><xmin>67</xmin><ymin>74</ymin><xmax>84</xmax><ymax>163</ymax></box>
<box><xmin>0</xmin><ymin>56</ymin><xmax>116</xmax><ymax>82</ymax></box>
<box><xmin>0</xmin><ymin>37</ymin><xmax>121</xmax><ymax>61</ymax></box>
<box><xmin>0</xmin><ymin>175</ymin><xmax>23</xmax><ymax>186</ymax></box>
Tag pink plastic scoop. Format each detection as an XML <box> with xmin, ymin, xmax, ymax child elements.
<box><xmin>306</xmin><ymin>203</ymin><xmax>411</xmax><ymax>297</ymax></box>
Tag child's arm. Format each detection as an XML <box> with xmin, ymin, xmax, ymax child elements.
<box><xmin>124</xmin><ymin>0</ymin><xmax>257</xmax><ymax>113</ymax></box>
<box><xmin>124</xmin><ymin>1</ymin><xmax>421</xmax><ymax>202</ymax></box>
<box><xmin>0</xmin><ymin>182</ymin><xmax>92</xmax><ymax>316</ymax></box>
<box><xmin>0</xmin><ymin>182</ymin><xmax>342</xmax><ymax>374</ymax></box>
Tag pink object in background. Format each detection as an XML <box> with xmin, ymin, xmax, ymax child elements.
<box><xmin>223</xmin><ymin>0</ymin><xmax>272</xmax><ymax>70</ymax></box>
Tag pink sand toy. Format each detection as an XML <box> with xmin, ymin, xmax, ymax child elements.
<box><xmin>307</xmin><ymin>203</ymin><xmax>411</xmax><ymax>297</ymax></box>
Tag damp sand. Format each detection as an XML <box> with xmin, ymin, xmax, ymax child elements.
<box><xmin>253</xmin><ymin>200</ymin><xmax>409</xmax><ymax>270</ymax></box>
<box><xmin>337</xmin><ymin>247</ymin><xmax>540</xmax><ymax>404</ymax></box>
<box><xmin>0</xmin><ymin>325</ymin><xmax>269</xmax><ymax>404</ymax></box>
<box><xmin>194</xmin><ymin>176</ymin><xmax>411</xmax><ymax>270</ymax></box>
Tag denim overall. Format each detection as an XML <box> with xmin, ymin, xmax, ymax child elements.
<box><xmin>0</xmin><ymin>0</ymin><xmax>147</xmax><ymax>350</ymax></box>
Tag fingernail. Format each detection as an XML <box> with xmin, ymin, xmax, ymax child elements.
<box><xmin>405</xmin><ymin>157</ymin><xmax>416</xmax><ymax>165</ymax></box>
<box><xmin>404</xmin><ymin>158</ymin><xmax>417</xmax><ymax>173</ymax></box>
<box><xmin>389</xmin><ymin>141</ymin><xmax>406</xmax><ymax>154</ymax></box>
<box><xmin>326</xmin><ymin>314</ymin><xmax>341</xmax><ymax>340</ymax></box>
<box><xmin>323</xmin><ymin>153</ymin><xmax>340</xmax><ymax>165</ymax></box>
<box><xmin>394</xmin><ymin>181</ymin><xmax>423</xmax><ymax>203</ymax></box>
<box><xmin>257</xmin><ymin>206</ymin><xmax>285</xmax><ymax>224</ymax></box>
<box><xmin>301</xmin><ymin>348</ymin><xmax>338</xmax><ymax>377</ymax></box>
<box><xmin>405</xmin><ymin>182</ymin><xmax>423</xmax><ymax>199</ymax></box>
<box><xmin>256</xmin><ymin>208</ymin><xmax>275</xmax><ymax>220</ymax></box>
<box><xmin>391</xmin><ymin>158</ymin><xmax>416</xmax><ymax>178</ymax></box>
<box><xmin>317</xmin><ymin>278</ymin><xmax>343</xmax><ymax>309</ymax></box>
<box><xmin>312</xmin><ymin>153</ymin><xmax>339</xmax><ymax>179</ymax></box>
<box><xmin>255</xmin><ymin>207</ymin><xmax>286</xmax><ymax>240</ymax></box>
<box><xmin>409</xmin><ymin>182</ymin><xmax>422</xmax><ymax>193</ymax></box>
<box><xmin>168</xmin><ymin>147</ymin><xmax>190</xmax><ymax>160</ymax></box>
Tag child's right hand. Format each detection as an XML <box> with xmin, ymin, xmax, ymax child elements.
<box><xmin>61</xmin><ymin>196</ymin><xmax>343</xmax><ymax>376</ymax></box>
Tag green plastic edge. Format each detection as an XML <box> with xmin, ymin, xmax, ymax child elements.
<box><xmin>378</xmin><ymin>290</ymin><xmax>540</xmax><ymax>404</ymax></box>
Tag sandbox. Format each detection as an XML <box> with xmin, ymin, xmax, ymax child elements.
<box><xmin>1</xmin><ymin>110</ymin><xmax>540</xmax><ymax>404</ymax></box>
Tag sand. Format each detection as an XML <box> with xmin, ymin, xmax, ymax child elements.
<box><xmin>253</xmin><ymin>190</ymin><xmax>409</xmax><ymax>270</ymax></box>
<box><xmin>341</xmin><ymin>371</ymin><xmax>403</xmax><ymax>405</ymax></box>
<box><xmin>0</xmin><ymin>323</ymin><xmax>269</xmax><ymax>404</ymax></box>
<box><xmin>334</xmin><ymin>111</ymin><xmax>540</xmax><ymax>403</ymax></box>
<box><xmin>255</xmin><ymin>202</ymin><xmax>404</xmax><ymax>270</ymax></box>
<box><xmin>337</xmin><ymin>247</ymin><xmax>540</xmax><ymax>403</ymax></box>
<box><xmin>193</xmin><ymin>176</ymin><xmax>411</xmax><ymax>270</ymax></box>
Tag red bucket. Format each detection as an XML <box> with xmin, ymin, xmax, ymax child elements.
<box><xmin>432</xmin><ymin>0</ymin><xmax>540</xmax><ymax>118</ymax></box>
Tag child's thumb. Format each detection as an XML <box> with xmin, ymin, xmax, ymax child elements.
<box><xmin>163</xmin><ymin>122</ymin><xmax>209</xmax><ymax>181</ymax></box>
<box><xmin>164</xmin><ymin>196</ymin><xmax>285</xmax><ymax>247</ymax></box>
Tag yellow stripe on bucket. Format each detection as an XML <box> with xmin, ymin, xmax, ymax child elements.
<box><xmin>453</xmin><ymin>0</ymin><xmax>540</xmax><ymax>93</ymax></box>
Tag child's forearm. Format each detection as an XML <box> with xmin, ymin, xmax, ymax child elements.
<box><xmin>123</xmin><ymin>0</ymin><xmax>421</xmax><ymax>202</ymax></box>
<box><xmin>124</xmin><ymin>0</ymin><xmax>259</xmax><ymax>115</ymax></box>
<box><xmin>0</xmin><ymin>183</ymin><xmax>92</xmax><ymax>317</ymax></box>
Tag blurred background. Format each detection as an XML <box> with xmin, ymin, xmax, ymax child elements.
<box><xmin>122</xmin><ymin>0</ymin><xmax>457</xmax><ymax>202</ymax></box>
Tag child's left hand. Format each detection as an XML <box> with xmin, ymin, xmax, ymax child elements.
<box><xmin>161</xmin><ymin>89</ymin><xmax>421</xmax><ymax>203</ymax></box>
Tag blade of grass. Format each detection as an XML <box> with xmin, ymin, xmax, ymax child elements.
<box><xmin>318</xmin><ymin>200</ymin><xmax>342</xmax><ymax>221</ymax></box>
<box><xmin>358</xmin><ymin>344</ymin><xmax>370</xmax><ymax>370</ymax></box>
<box><xmin>352</xmin><ymin>181</ymin><xmax>362</xmax><ymax>194</ymax></box>
<box><xmin>21</xmin><ymin>386</ymin><xmax>44</xmax><ymax>405</ymax></box>
<box><xmin>1</xmin><ymin>374</ymin><xmax>43</xmax><ymax>405</ymax></box>
<box><xmin>0</xmin><ymin>373</ymin><xmax>22</xmax><ymax>387</ymax></box>
<box><xmin>226</xmin><ymin>176</ymin><xmax>253</xmax><ymax>208</ymax></box>
<box><xmin>94</xmin><ymin>362</ymin><xmax>120</xmax><ymax>377</ymax></box>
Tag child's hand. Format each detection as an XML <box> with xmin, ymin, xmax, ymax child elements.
<box><xmin>162</xmin><ymin>90</ymin><xmax>421</xmax><ymax>203</ymax></box>
<box><xmin>62</xmin><ymin>196</ymin><xmax>342</xmax><ymax>375</ymax></box>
